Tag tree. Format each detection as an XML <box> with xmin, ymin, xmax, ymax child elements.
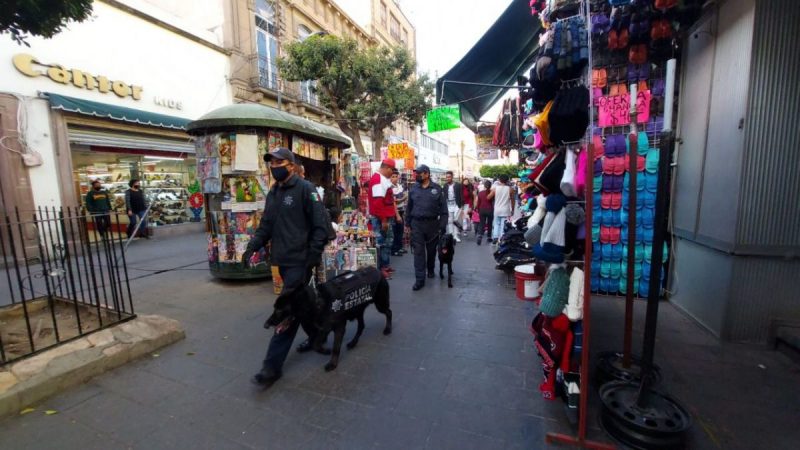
<box><xmin>1</xmin><ymin>0</ymin><xmax>94</xmax><ymax>46</ymax></box>
<box><xmin>479</xmin><ymin>164</ymin><xmax>521</xmax><ymax>180</ymax></box>
<box><xmin>279</xmin><ymin>35</ymin><xmax>433</xmax><ymax>158</ymax></box>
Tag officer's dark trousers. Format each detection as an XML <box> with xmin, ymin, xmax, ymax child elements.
<box><xmin>411</xmin><ymin>219</ymin><xmax>439</xmax><ymax>282</ymax></box>
<box><xmin>261</xmin><ymin>265</ymin><xmax>316</xmax><ymax>376</ymax></box>
<box><xmin>391</xmin><ymin>211</ymin><xmax>405</xmax><ymax>253</ymax></box>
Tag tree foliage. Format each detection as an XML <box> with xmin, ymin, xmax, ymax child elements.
<box><xmin>279</xmin><ymin>35</ymin><xmax>433</xmax><ymax>157</ymax></box>
<box><xmin>1</xmin><ymin>0</ymin><xmax>93</xmax><ymax>46</ymax></box>
<box><xmin>479</xmin><ymin>164</ymin><xmax>521</xmax><ymax>180</ymax></box>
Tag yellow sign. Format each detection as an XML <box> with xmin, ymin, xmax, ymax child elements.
<box><xmin>12</xmin><ymin>53</ymin><xmax>143</xmax><ymax>100</ymax></box>
<box><xmin>387</xmin><ymin>142</ymin><xmax>415</xmax><ymax>170</ymax></box>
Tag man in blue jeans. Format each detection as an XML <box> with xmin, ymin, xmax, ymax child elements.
<box><xmin>368</xmin><ymin>159</ymin><xmax>397</xmax><ymax>279</ymax></box>
<box><xmin>488</xmin><ymin>174</ymin><xmax>514</xmax><ymax>246</ymax></box>
<box><xmin>241</xmin><ymin>147</ymin><xmax>329</xmax><ymax>389</ymax></box>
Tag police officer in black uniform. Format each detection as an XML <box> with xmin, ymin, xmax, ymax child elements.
<box><xmin>242</xmin><ymin>147</ymin><xmax>329</xmax><ymax>389</ymax></box>
<box><xmin>406</xmin><ymin>165</ymin><xmax>448</xmax><ymax>291</ymax></box>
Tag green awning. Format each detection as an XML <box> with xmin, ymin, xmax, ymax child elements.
<box><xmin>435</xmin><ymin>0</ymin><xmax>542</xmax><ymax>130</ymax></box>
<box><xmin>186</xmin><ymin>103</ymin><xmax>351</xmax><ymax>148</ymax></box>
<box><xmin>43</xmin><ymin>92</ymin><xmax>190</xmax><ymax>130</ymax></box>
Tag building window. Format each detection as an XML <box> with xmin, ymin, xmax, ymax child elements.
<box><xmin>297</xmin><ymin>24</ymin><xmax>312</xmax><ymax>40</ymax></box>
<box><xmin>402</xmin><ymin>28</ymin><xmax>409</xmax><ymax>47</ymax></box>
<box><xmin>390</xmin><ymin>14</ymin><xmax>400</xmax><ymax>41</ymax></box>
<box><xmin>255</xmin><ymin>0</ymin><xmax>278</xmax><ymax>90</ymax></box>
<box><xmin>297</xmin><ymin>24</ymin><xmax>319</xmax><ymax>107</ymax></box>
<box><xmin>380</xmin><ymin>2</ymin><xmax>387</xmax><ymax>27</ymax></box>
<box><xmin>300</xmin><ymin>80</ymin><xmax>319</xmax><ymax>106</ymax></box>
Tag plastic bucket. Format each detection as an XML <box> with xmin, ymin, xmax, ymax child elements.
<box><xmin>515</xmin><ymin>264</ymin><xmax>544</xmax><ymax>302</ymax></box>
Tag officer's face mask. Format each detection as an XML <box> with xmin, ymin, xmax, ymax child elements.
<box><xmin>270</xmin><ymin>163</ymin><xmax>291</xmax><ymax>182</ymax></box>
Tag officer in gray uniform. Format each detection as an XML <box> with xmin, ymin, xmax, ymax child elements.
<box><xmin>406</xmin><ymin>165</ymin><xmax>448</xmax><ymax>291</ymax></box>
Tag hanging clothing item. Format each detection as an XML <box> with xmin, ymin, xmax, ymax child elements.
<box><xmin>533</xmin><ymin>194</ymin><xmax>568</xmax><ymax>263</ymax></box>
<box><xmin>533</xmin><ymin>100</ymin><xmax>555</xmax><ymax>146</ymax></box>
<box><xmin>549</xmin><ymin>86</ymin><xmax>590</xmax><ymax>145</ymax></box>
<box><xmin>564</xmin><ymin>268</ymin><xmax>584</xmax><ymax>321</ymax></box>
<box><xmin>531</xmin><ymin>312</ymin><xmax>574</xmax><ymax>400</ymax></box>
<box><xmin>509</xmin><ymin>98</ymin><xmax>520</xmax><ymax>146</ymax></box>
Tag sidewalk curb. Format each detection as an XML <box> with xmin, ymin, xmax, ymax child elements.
<box><xmin>0</xmin><ymin>315</ymin><xmax>185</xmax><ymax>419</ymax></box>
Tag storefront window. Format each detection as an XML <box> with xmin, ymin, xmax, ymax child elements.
<box><xmin>72</xmin><ymin>147</ymin><xmax>200</xmax><ymax>228</ymax></box>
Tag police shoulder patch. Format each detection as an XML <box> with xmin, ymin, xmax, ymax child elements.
<box><xmin>431</xmin><ymin>189</ymin><xmax>438</xmax><ymax>195</ymax></box>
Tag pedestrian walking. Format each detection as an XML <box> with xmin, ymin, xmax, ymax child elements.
<box><xmin>125</xmin><ymin>179</ymin><xmax>149</xmax><ymax>239</ymax></box>
<box><xmin>241</xmin><ymin>147</ymin><xmax>329</xmax><ymax>389</ymax></box>
<box><xmin>461</xmin><ymin>178</ymin><xmax>475</xmax><ymax>234</ymax></box>
<box><xmin>443</xmin><ymin>171</ymin><xmax>463</xmax><ymax>242</ymax></box>
<box><xmin>85</xmin><ymin>179</ymin><xmax>113</xmax><ymax>238</ymax></box>
<box><xmin>488</xmin><ymin>174</ymin><xmax>514</xmax><ymax>246</ymax></box>
<box><xmin>369</xmin><ymin>159</ymin><xmax>397</xmax><ymax>278</ymax></box>
<box><xmin>474</xmin><ymin>180</ymin><xmax>494</xmax><ymax>245</ymax></box>
<box><xmin>390</xmin><ymin>169</ymin><xmax>408</xmax><ymax>257</ymax></box>
<box><xmin>406</xmin><ymin>165</ymin><xmax>447</xmax><ymax>291</ymax></box>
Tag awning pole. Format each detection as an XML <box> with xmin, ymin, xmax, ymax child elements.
<box><xmin>438</xmin><ymin>79</ymin><xmax>525</xmax><ymax>89</ymax></box>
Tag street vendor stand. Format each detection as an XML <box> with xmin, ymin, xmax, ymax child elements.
<box><xmin>186</xmin><ymin>104</ymin><xmax>351</xmax><ymax>280</ymax></box>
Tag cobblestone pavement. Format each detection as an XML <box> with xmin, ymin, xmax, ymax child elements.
<box><xmin>1</xmin><ymin>231</ymin><xmax>798</xmax><ymax>449</ymax></box>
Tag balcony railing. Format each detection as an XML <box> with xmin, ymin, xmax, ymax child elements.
<box><xmin>247</xmin><ymin>54</ymin><xmax>326</xmax><ymax>111</ymax></box>
<box><xmin>299</xmin><ymin>82</ymin><xmax>320</xmax><ymax>108</ymax></box>
<box><xmin>248</xmin><ymin>54</ymin><xmax>301</xmax><ymax>98</ymax></box>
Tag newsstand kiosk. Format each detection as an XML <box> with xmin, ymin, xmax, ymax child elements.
<box><xmin>186</xmin><ymin>104</ymin><xmax>351</xmax><ymax>280</ymax></box>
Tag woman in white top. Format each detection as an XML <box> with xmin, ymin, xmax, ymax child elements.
<box><xmin>487</xmin><ymin>174</ymin><xmax>514</xmax><ymax>244</ymax></box>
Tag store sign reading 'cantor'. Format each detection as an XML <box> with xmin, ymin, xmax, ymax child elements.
<box><xmin>12</xmin><ymin>53</ymin><xmax>142</xmax><ymax>100</ymax></box>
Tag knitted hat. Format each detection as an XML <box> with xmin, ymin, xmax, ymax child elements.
<box><xmin>539</xmin><ymin>267</ymin><xmax>570</xmax><ymax>317</ymax></box>
<box><xmin>536</xmin><ymin>150</ymin><xmax>566</xmax><ymax>195</ymax></box>
<box><xmin>560</xmin><ymin>148</ymin><xmax>578</xmax><ymax>198</ymax></box>
<box><xmin>545</xmin><ymin>193</ymin><xmax>568</xmax><ymax>213</ymax></box>
<box><xmin>548</xmin><ymin>86</ymin><xmax>590</xmax><ymax>145</ymax></box>
<box><xmin>534</xmin><ymin>194</ymin><xmax>567</xmax><ymax>263</ymax></box>
<box><xmin>575</xmin><ymin>148</ymin><xmax>588</xmax><ymax>196</ymax></box>
<box><xmin>576</xmin><ymin>222</ymin><xmax>586</xmax><ymax>240</ymax></box>
<box><xmin>592</xmin><ymin>135</ymin><xmax>605</xmax><ymax>159</ymax></box>
<box><xmin>564</xmin><ymin>268</ymin><xmax>584</xmax><ymax>321</ymax></box>
<box><xmin>564</xmin><ymin>203</ymin><xmax>585</xmax><ymax>225</ymax></box>
<box><xmin>646</xmin><ymin>148</ymin><xmax>660</xmax><ymax>174</ymax></box>
<box><xmin>525</xmin><ymin>223</ymin><xmax>543</xmax><ymax>245</ymax></box>
<box><xmin>530</xmin><ymin>194</ymin><xmax>547</xmax><ymax>227</ymax></box>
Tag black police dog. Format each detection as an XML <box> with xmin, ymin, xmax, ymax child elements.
<box><xmin>263</xmin><ymin>282</ymin><xmax>330</xmax><ymax>354</ymax></box>
<box><xmin>438</xmin><ymin>233</ymin><xmax>455</xmax><ymax>288</ymax></box>
<box><xmin>263</xmin><ymin>268</ymin><xmax>392</xmax><ymax>372</ymax></box>
<box><xmin>316</xmin><ymin>267</ymin><xmax>392</xmax><ymax>372</ymax></box>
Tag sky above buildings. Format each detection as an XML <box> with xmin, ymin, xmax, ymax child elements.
<box><xmin>400</xmin><ymin>0</ymin><xmax>514</xmax><ymax>121</ymax></box>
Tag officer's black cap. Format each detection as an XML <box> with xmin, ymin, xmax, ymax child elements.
<box><xmin>414</xmin><ymin>164</ymin><xmax>430</xmax><ymax>174</ymax></box>
<box><xmin>264</xmin><ymin>147</ymin><xmax>296</xmax><ymax>164</ymax></box>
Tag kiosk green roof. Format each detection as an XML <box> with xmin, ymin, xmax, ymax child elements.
<box><xmin>187</xmin><ymin>103</ymin><xmax>351</xmax><ymax>148</ymax></box>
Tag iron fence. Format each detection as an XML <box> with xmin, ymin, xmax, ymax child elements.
<box><xmin>0</xmin><ymin>207</ymin><xmax>135</xmax><ymax>366</ymax></box>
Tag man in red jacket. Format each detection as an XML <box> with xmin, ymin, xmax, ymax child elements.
<box><xmin>369</xmin><ymin>159</ymin><xmax>397</xmax><ymax>278</ymax></box>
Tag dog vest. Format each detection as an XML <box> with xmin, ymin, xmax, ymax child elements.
<box><xmin>318</xmin><ymin>267</ymin><xmax>383</xmax><ymax>319</ymax></box>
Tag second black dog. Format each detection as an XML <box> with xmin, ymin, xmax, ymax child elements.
<box><xmin>438</xmin><ymin>233</ymin><xmax>455</xmax><ymax>288</ymax></box>
<box><xmin>316</xmin><ymin>267</ymin><xmax>392</xmax><ymax>371</ymax></box>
